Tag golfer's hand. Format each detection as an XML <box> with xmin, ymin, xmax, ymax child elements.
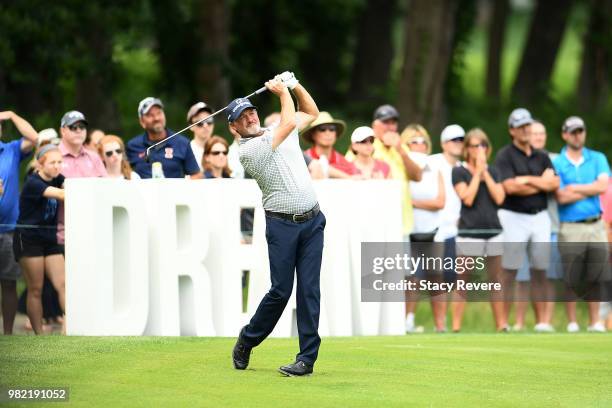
<box><xmin>275</xmin><ymin>71</ymin><xmax>299</xmax><ymax>90</ymax></box>
<box><xmin>265</xmin><ymin>78</ymin><xmax>288</xmax><ymax>96</ymax></box>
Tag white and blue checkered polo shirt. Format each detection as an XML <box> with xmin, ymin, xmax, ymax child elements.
<box><xmin>239</xmin><ymin>124</ymin><xmax>317</xmax><ymax>214</ymax></box>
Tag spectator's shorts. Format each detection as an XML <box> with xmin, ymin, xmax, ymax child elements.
<box><xmin>558</xmin><ymin>219</ymin><xmax>611</xmax><ymax>285</ymax></box>
<box><xmin>0</xmin><ymin>232</ymin><xmax>21</xmax><ymax>280</ymax></box>
<box><xmin>456</xmin><ymin>233</ymin><xmax>504</xmax><ymax>257</ymax></box>
<box><xmin>516</xmin><ymin>233</ymin><xmax>563</xmax><ymax>281</ymax></box>
<box><xmin>12</xmin><ymin>231</ymin><xmax>64</xmax><ymax>262</ymax></box>
<box><xmin>498</xmin><ymin>209</ymin><xmax>551</xmax><ymax>270</ymax></box>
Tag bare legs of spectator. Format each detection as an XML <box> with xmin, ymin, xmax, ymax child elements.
<box><xmin>501</xmin><ymin>269</ymin><xmax>517</xmax><ymax>331</ymax></box>
<box><xmin>429</xmin><ymin>274</ymin><xmax>447</xmax><ymax>332</ymax></box>
<box><xmin>453</xmin><ymin>256</ymin><xmax>506</xmax><ymax>331</ymax></box>
<box><xmin>451</xmin><ymin>259</ymin><xmax>470</xmax><ymax>332</ymax></box>
<box><xmin>1</xmin><ymin>279</ymin><xmax>17</xmax><ymax>335</ymax></box>
<box><xmin>565</xmin><ymin>300</ymin><xmax>600</xmax><ymax>327</ymax></box>
<box><xmin>486</xmin><ymin>256</ymin><xmax>507</xmax><ymax>331</ymax></box>
<box><xmin>530</xmin><ymin>269</ymin><xmax>548</xmax><ymax>325</ymax></box>
<box><xmin>404</xmin><ymin>277</ymin><xmax>419</xmax><ymax>332</ymax></box>
<box><xmin>20</xmin><ymin>255</ymin><xmax>65</xmax><ymax>335</ymax></box>
<box><xmin>514</xmin><ymin>282</ymin><xmax>530</xmax><ymax>330</ymax></box>
<box><xmin>515</xmin><ymin>279</ymin><xmax>556</xmax><ymax>330</ymax></box>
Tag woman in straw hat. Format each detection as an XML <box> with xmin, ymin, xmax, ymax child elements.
<box><xmin>301</xmin><ymin>112</ymin><xmax>356</xmax><ymax>176</ymax></box>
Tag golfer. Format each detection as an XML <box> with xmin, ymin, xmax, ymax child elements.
<box><xmin>230</xmin><ymin>73</ymin><xmax>324</xmax><ymax>376</ymax></box>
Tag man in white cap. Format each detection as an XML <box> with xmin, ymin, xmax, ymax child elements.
<box><xmin>494</xmin><ymin>108</ymin><xmax>559</xmax><ymax>331</ymax></box>
<box><xmin>424</xmin><ymin>124</ymin><xmax>465</xmax><ymax>332</ymax></box>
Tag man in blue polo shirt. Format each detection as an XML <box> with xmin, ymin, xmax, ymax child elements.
<box><xmin>0</xmin><ymin>110</ymin><xmax>38</xmax><ymax>334</ymax></box>
<box><xmin>554</xmin><ymin>116</ymin><xmax>611</xmax><ymax>333</ymax></box>
<box><xmin>127</xmin><ymin>97</ymin><xmax>201</xmax><ymax>179</ymax></box>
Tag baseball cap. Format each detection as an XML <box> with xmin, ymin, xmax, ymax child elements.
<box><xmin>351</xmin><ymin>126</ymin><xmax>375</xmax><ymax>143</ymax></box>
<box><xmin>187</xmin><ymin>101</ymin><xmax>214</xmax><ymax>123</ymax></box>
<box><xmin>37</xmin><ymin>128</ymin><xmax>60</xmax><ymax>147</ymax></box>
<box><xmin>508</xmin><ymin>108</ymin><xmax>533</xmax><ymax>128</ymax></box>
<box><xmin>60</xmin><ymin>111</ymin><xmax>88</xmax><ymax>128</ymax></box>
<box><xmin>373</xmin><ymin>104</ymin><xmax>399</xmax><ymax>121</ymax></box>
<box><xmin>138</xmin><ymin>97</ymin><xmax>164</xmax><ymax>118</ymax></box>
<box><xmin>562</xmin><ymin>116</ymin><xmax>586</xmax><ymax>133</ymax></box>
<box><xmin>440</xmin><ymin>124</ymin><xmax>465</xmax><ymax>143</ymax></box>
<box><xmin>227</xmin><ymin>98</ymin><xmax>257</xmax><ymax>123</ymax></box>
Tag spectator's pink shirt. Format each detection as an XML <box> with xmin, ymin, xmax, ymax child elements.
<box><xmin>354</xmin><ymin>160</ymin><xmax>391</xmax><ymax>179</ymax></box>
<box><xmin>57</xmin><ymin>140</ymin><xmax>107</xmax><ymax>243</ymax></box>
<box><xmin>602</xmin><ymin>178</ymin><xmax>612</xmax><ymax>223</ymax></box>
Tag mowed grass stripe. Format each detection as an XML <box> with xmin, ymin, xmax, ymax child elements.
<box><xmin>1</xmin><ymin>335</ymin><xmax>611</xmax><ymax>407</ymax></box>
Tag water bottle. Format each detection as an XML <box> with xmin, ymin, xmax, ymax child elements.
<box><xmin>319</xmin><ymin>154</ymin><xmax>329</xmax><ymax>178</ymax></box>
<box><xmin>151</xmin><ymin>162</ymin><xmax>165</xmax><ymax>179</ymax></box>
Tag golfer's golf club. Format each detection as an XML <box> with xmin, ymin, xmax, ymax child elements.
<box><xmin>145</xmin><ymin>85</ymin><xmax>268</xmax><ymax>162</ymax></box>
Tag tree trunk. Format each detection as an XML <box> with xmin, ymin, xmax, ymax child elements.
<box><xmin>193</xmin><ymin>0</ymin><xmax>231</xmax><ymax>109</ymax></box>
<box><xmin>397</xmin><ymin>0</ymin><xmax>459</xmax><ymax>132</ymax></box>
<box><xmin>577</xmin><ymin>0</ymin><xmax>612</xmax><ymax>111</ymax></box>
<box><xmin>149</xmin><ymin>0</ymin><xmax>196</xmax><ymax>99</ymax></box>
<box><xmin>512</xmin><ymin>0</ymin><xmax>574</xmax><ymax>104</ymax></box>
<box><xmin>75</xmin><ymin>4</ymin><xmax>120</xmax><ymax>133</ymax></box>
<box><xmin>486</xmin><ymin>0</ymin><xmax>510</xmax><ymax>100</ymax></box>
<box><xmin>348</xmin><ymin>0</ymin><xmax>396</xmax><ymax>108</ymax></box>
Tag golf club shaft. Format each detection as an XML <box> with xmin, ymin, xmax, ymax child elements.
<box><xmin>145</xmin><ymin>86</ymin><xmax>268</xmax><ymax>159</ymax></box>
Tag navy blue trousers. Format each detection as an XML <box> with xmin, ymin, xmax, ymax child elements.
<box><xmin>241</xmin><ymin>211</ymin><xmax>325</xmax><ymax>365</ymax></box>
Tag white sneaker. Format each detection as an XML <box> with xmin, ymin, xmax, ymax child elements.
<box><xmin>512</xmin><ymin>324</ymin><xmax>524</xmax><ymax>332</ymax></box>
<box><xmin>534</xmin><ymin>323</ymin><xmax>555</xmax><ymax>333</ymax></box>
<box><xmin>405</xmin><ymin>324</ymin><xmax>425</xmax><ymax>333</ymax></box>
<box><xmin>587</xmin><ymin>322</ymin><xmax>606</xmax><ymax>333</ymax></box>
<box><xmin>567</xmin><ymin>322</ymin><xmax>580</xmax><ymax>333</ymax></box>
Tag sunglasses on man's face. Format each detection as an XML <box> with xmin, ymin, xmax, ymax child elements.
<box><xmin>210</xmin><ymin>150</ymin><xmax>227</xmax><ymax>156</ymax></box>
<box><xmin>69</xmin><ymin>123</ymin><xmax>87</xmax><ymax>131</ymax></box>
<box><xmin>449</xmin><ymin>137</ymin><xmax>464</xmax><ymax>143</ymax></box>
<box><xmin>104</xmin><ymin>148</ymin><xmax>123</xmax><ymax>157</ymax></box>
<box><xmin>317</xmin><ymin>125</ymin><xmax>336</xmax><ymax>133</ymax></box>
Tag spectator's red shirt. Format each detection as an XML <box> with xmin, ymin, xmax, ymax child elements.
<box><xmin>306</xmin><ymin>147</ymin><xmax>357</xmax><ymax>175</ymax></box>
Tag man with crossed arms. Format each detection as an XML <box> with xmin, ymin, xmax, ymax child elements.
<box><xmin>230</xmin><ymin>73</ymin><xmax>323</xmax><ymax>376</ymax></box>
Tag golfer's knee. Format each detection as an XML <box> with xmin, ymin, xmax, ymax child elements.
<box><xmin>268</xmin><ymin>287</ymin><xmax>292</xmax><ymax>303</ymax></box>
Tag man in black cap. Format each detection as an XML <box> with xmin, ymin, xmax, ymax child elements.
<box><xmin>230</xmin><ymin>72</ymin><xmax>323</xmax><ymax>377</ymax></box>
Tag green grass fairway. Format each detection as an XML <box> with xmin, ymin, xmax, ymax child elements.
<box><xmin>1</xmin><ymin>334</ymin><xmax>611</xmax><ymax>407</ymax></box>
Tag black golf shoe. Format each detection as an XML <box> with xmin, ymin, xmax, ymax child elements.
<box><xmin>232</xmin><ymin>335</ymin><xmax>252</xmax><ymax>370</ymax></box>
<box><xmin>278</xmin><ymin>360</ymin><xmax>313</xmax><ymax>377</ymax></box>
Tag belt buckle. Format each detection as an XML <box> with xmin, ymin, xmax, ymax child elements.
<box><xmin>292</xmin><ymin>214</ymin><xmax>300</xmax><ymax>223</ymax></box>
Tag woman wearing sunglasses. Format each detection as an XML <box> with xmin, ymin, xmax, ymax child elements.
<box><xmin>401</xmin><ymin>124</ymin><xmax>447</xmax><ymax>333</ymax></box>
<box><xmin>451</xmin><ymin>128</ymin><xmax>506</xmax><ymax>332</ymax></box>
<box><xmin>203</xmin><ymin>136</ymin><xmax>231</xmax><ymax>178</ymax></box>
<box><xmin>97</xmin><ymin>135</ymin><xmax>140</xmax><ymax>180</ymax></box>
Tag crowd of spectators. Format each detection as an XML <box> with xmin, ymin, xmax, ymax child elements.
<box><xmin>0</xmin><ymin>93</ymin><xmax>611</xmax><ymax>335</ymax></box>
